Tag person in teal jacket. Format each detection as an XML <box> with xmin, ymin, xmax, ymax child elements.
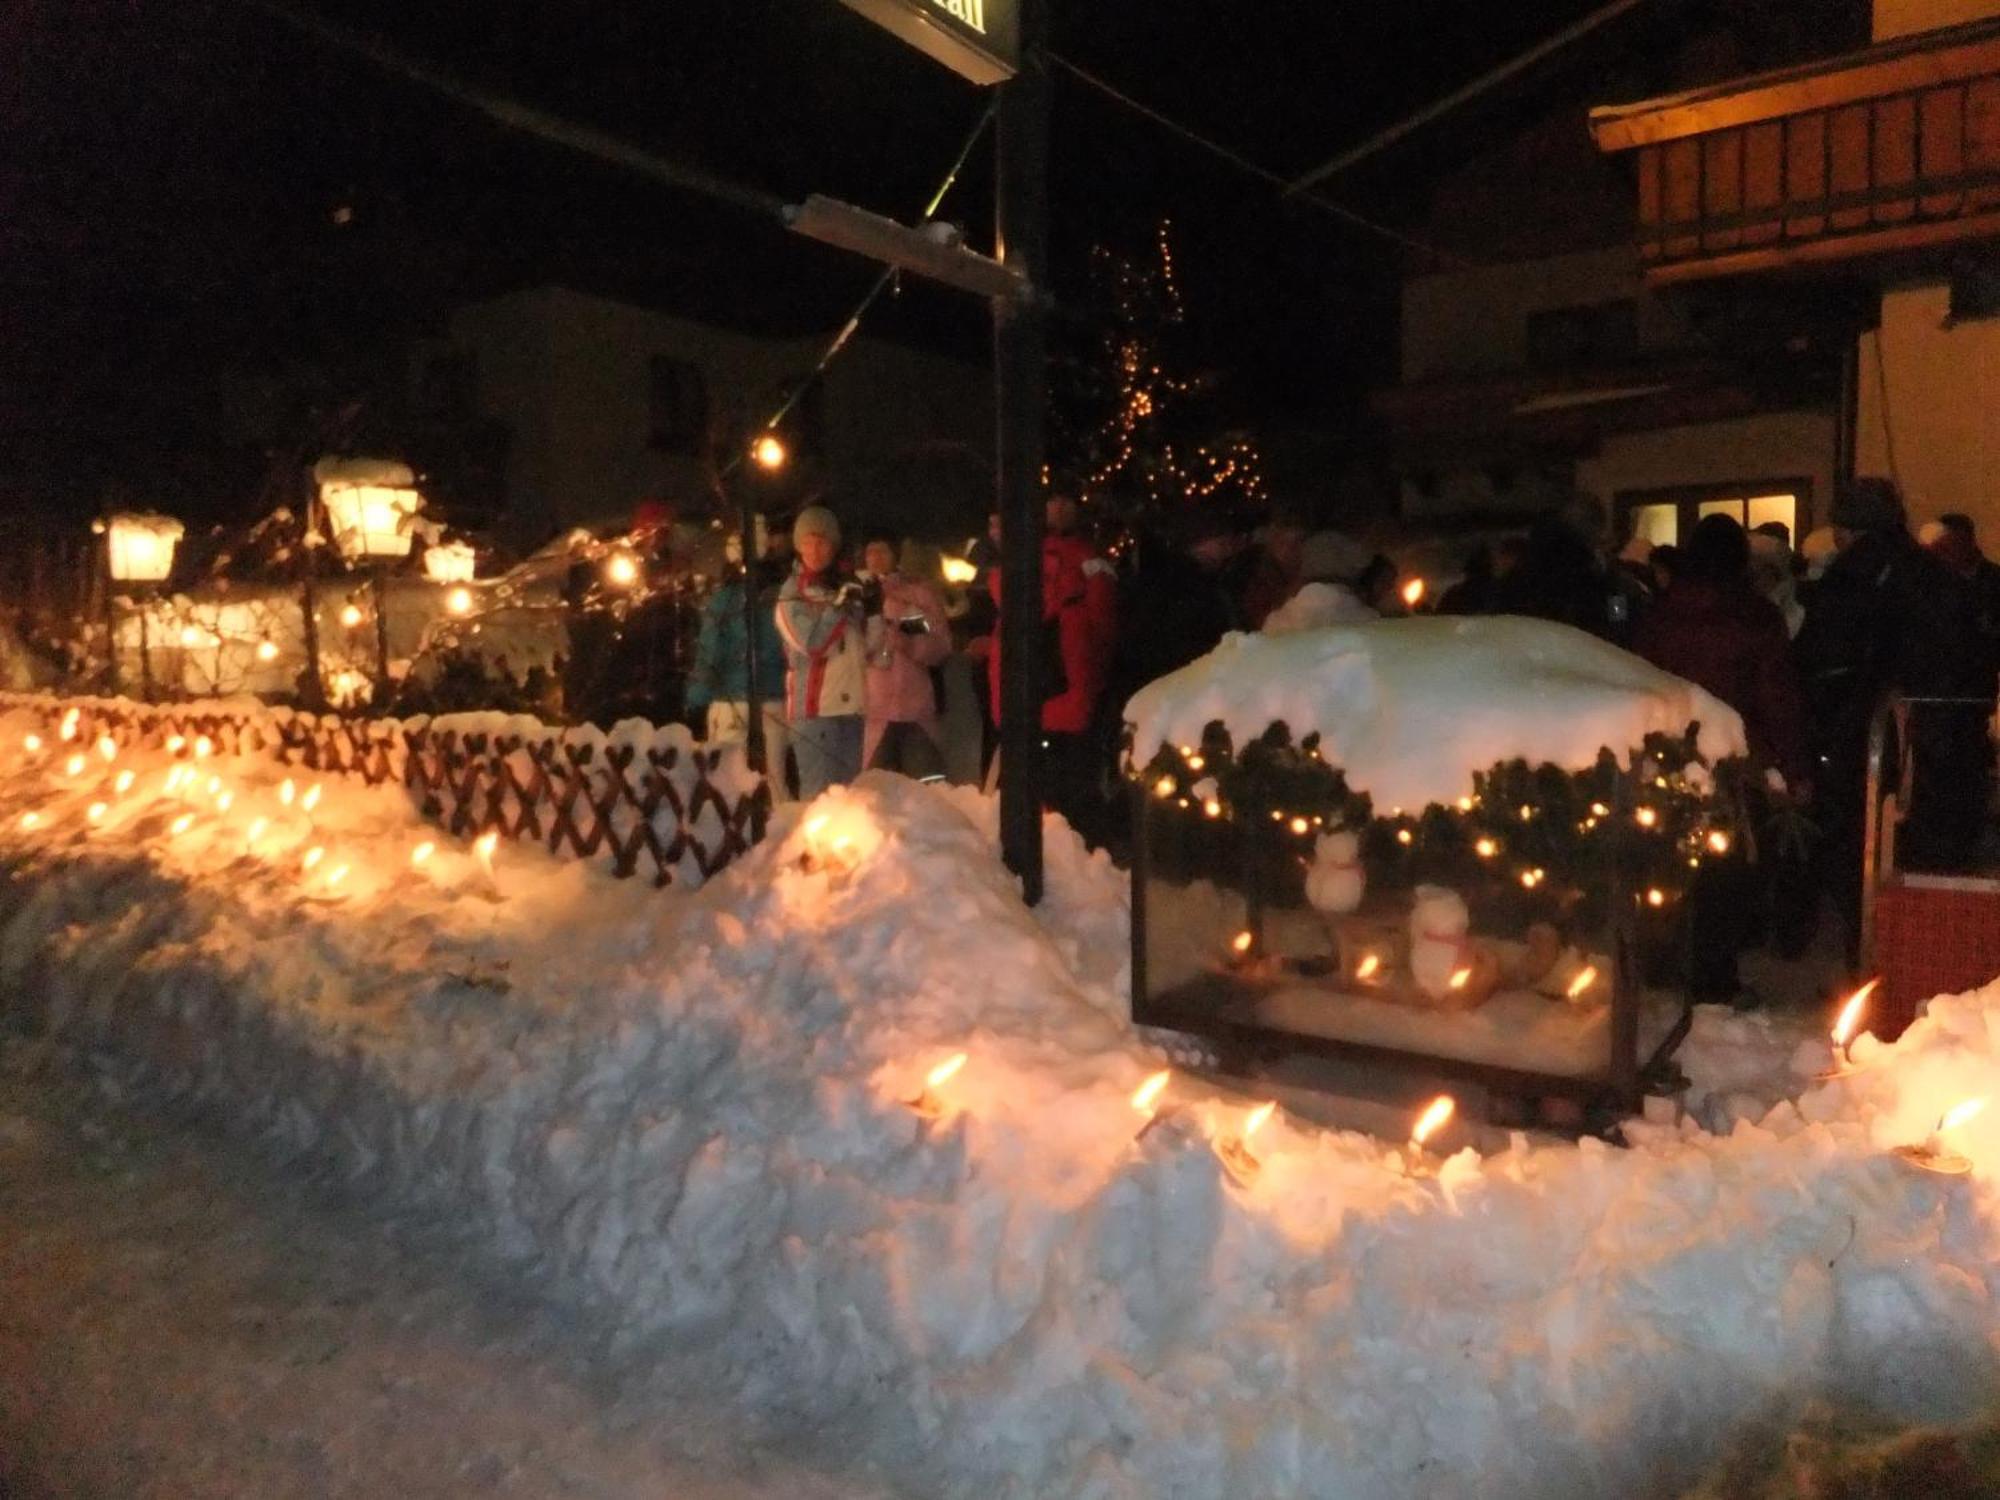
<box><xmin>688</xmin><ymin>545</ymin><xmax>791</xmax><ymax>798</ymax></box>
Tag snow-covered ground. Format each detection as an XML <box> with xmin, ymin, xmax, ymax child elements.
<box><xmin>0</xmin><ymin>1039</ymin><xmax>889</xmax><ymax>1500</ymax></box>
<box><xmin>2</xmin><ymin>706</ymin><xmax>1999</xmax><ymax>1499</ymax></box>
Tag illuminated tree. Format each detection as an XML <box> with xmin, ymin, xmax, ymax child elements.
<box><xmin>1048</xmin><ymin>220</ymin><xmax>1267</xmax><ymax>519</ymax></box>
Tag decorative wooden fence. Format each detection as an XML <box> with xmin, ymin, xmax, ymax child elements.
<box><xmin>2</xmin><ymin>694</ymin><xmax>771</xmax><ymax>887</ymax></box>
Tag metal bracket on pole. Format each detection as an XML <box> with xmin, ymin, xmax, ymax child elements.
<box><xmin>785</xmin><ymin>195</ymin><xmax>1028</xmax><ymax>302</ymax></box>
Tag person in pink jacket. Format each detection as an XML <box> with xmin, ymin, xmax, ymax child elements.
<box><xmin>859</xmin><ymin>530</ymin><xmax>952</xmax><ymax>780</ymax></box>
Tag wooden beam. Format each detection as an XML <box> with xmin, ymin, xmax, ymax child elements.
<box><xmin>1591</xmin><ymin>19</ymin><xmax>2000</xmax><ymax>151</ymax></box>
<box><xmin>1640</xmin><ymin>206</ymin><xmax>2000</xmax><ymax>284</ymax></box>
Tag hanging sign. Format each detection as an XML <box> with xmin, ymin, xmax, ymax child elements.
<box><xmin>836</xmin><ymin>0</ymin><xmax>1018</xmax><ymax>85</ymax></box>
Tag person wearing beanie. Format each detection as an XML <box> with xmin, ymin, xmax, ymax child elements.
<box><xmin>858</xmin><ymin>529</ymin><xmax>951</xmax><ymax>779</ymax></box>
<box><xmin>774</xmin><ymin>504</ymin><xmax>868</xmax><ymax>798</ymax></box>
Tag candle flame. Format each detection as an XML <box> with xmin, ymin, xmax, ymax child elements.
<box><xmin>257</xmin><ymin>639</ymin><xmax>280</xmax><ymax>662</ymax></box>
<box><xmin>1185</xmin><ymin>753</ymin><xmax>1205</xmax><ymax>771</ymax></box>
<box><xmin>166</xmin><ymin>734</ymin><xmax>185</xmax><ymax>754</ymax></box>
<box><xmin>1448</xmin><ymin>966</ymin><xmax>1472</xmax><ymax>990</ymax></box>
<box><xmin>1411</xmin><ymin>1094</ymin><xmax>1456</xmax><ymax>1148</ymax></box>
<box><xmin>302</xmin><ymin>784</ymin><xmax>321</xmax><ymax>812</ymax></box>
<box><xmin>1636</xmin><ymin>807</ymin><xmax>1658</xmax><ymax>828</ymax></box>
<box><xmin>803</xmin><ymin>814</ymin><xmax>829</xmax><ymax>838</ymax></box>
<box><xmin>474</xmin><ymin>831</ymin><xmax>499</xmax><ymax>863</ymax></box>
<box><xmin>1131</xmin><ymin>1069</ymin><xmax>1171</xmax><ymax>1114</ymax></box>
<box><xmin>194</xmin><ymin>736</ymin><xmax>213</xmax><ymax>759</ymax></box>
<box><xmin>1401</xmin><ymin>577</ymin><xmax>1425</xmax><ymax>607</ymax></box>
<box><xmin>114</xmin><ymin>770</ymin><xmax>134</xmax><ymax>794</ymax></box>
<box><xmin>1646</xmin><ymin>888</ymin><xmax>1667</xmax><ymax>908</ymax></box>
<box><xmin>279</xmin><ymin>779</ymin><xmax>296</xmax><ymax>806</ymax></box>
<box><xmin>1288</xmin><ymin>816</ymin><xmax>1310</xmax><ymax>835</ymax></box>
<box><xmin>1706</xmin><ymin>829</ymin><xmax>1731</xmax><ymax>855</ymax></box>
<box><xmin>1356</xmin><ymin>952</ymin><xmax>1381</xmax><ymax>981</ymax></box>
<box><xmin>86</xmin><ymin>802</ymin><xmax>106</xmax><ymax>823</ymax></box>
<box><xmin>1567</xmin><ymin>965</ymin><xmax>1599</xmax><ymax>999</ymax></box>
<box><xmin>925</xmin><ymin>1052</ymin><xmax>968</xmax><ymax>1090</ymax></box>
<box><xmin>1938</xmin><ymin>1097</ymin><xmax>1987</xmax><ymax>1136</ymax></box>
<box><xmin>1154</xmin><ymin>776</ymin><xmax>1176</xmax><ymax>798</ymax></box>
<box><xmin>216</xmin><ymin>792</ymin><xmax>233</xmax><ymax>813</ymax></box>
<box><xmin>206</xmin><ymin>776</ymin><xmax>221</xmax><ymax>796</ymax></box>
<box><xmin>411</xmin><ymin>841</ymin><xmax>435</xmax><ymax>867</ymax></box>
<box><xmin>1832</xmin><ymin>980</ymin><xmax>1878</xmax><ymax>1047</ymax></box>
<box><xmin>325</xmin><ymin>864</ymin><xmax>348</xmax><ymax>887</ymax></box>
<box><xmin>301</xmin><ymin>846</ymin><xmax>323</xmax><ymax>870</ymax></box>
<box><xmin>1475</xmin><ymin>837</ymin><xmax>1498</xmax><ymax>858</ymax></box>
<box><xmin>170</xmin><ymin>813</ymin><xmax>193</xmax><ymax>835</ymax></box>
<box><xmin>246</xmin><ymin>817</ymin><xmax>268</xmax><ymax>843</ymax></box>
<box><xmin>23</xmin><ymin>733</ymin><xmax>41</xmax><ymax>752</ymax></box>
<box><xmin>97</xmin><ymin>736</ymin><xmax>117</xmax><ymax>761</ymax></box>
<box><xmin>1244</xmin><ymin>1101</ymin><xmax>1276</xmax><ymax>1140</ymax></box>
<box><xmin>19</xmin><ymin>811</ymin><xmax>38</xmax><ymax>829</ymax></box>
<box><xmin>1231</xmin><ymin>930</ymin><xmax>1254</xmax><ymax>955</ymax></box>
<box><xmin>64</xmin><ymin>754</ymin><xmax>84</xmax><ymax>777</ymax></box>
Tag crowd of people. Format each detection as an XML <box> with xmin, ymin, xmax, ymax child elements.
<box><xmin>689</xmin><ymin>476</ymin><xmax>2000</xmax><ymax>1005</ymax></box>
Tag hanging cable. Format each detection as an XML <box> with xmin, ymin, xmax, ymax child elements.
<box><xmin>729</xmin><ymin>100</ymin><xmax>999</xmax><ymax>473</ymax></box>
<box><xmin>1049</xmin><ymin>53</ymin><xmax>1471</xmax><ymax>268</ymax></box>
<box><xmin>232</xmin><ymin>0</ymin><xmax>789</xmax><ymax>221</ymax></box>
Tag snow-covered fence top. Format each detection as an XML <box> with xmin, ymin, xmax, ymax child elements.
<box><xmin>1125</xmin><ymin>616</ymin><xmax>1747</xmax><ymax>813</ymax></box>
<box><xmin>0</xmin><ymin>692</ymin><xmax>769</xmax><ymax>887</ymax></box>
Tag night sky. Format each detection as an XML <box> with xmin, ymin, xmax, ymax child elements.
<box><xmin>5</xmin><ymin>0</ymin><xmax>1720</xmax><ymax>521</ymax></box>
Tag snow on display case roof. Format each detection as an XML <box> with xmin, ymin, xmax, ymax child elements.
<box><xmin>1125</xmin><ymin>616</ymin><xmax>1747</xmax><ymax>812</ymax></box>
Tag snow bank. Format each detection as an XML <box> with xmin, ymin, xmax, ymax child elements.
<box><xmin>2</xmin><ymin>713</ymin><xmax>1999</xmax><ymax>1500</ymax></box>
<box><xmin>1125</xmin><ymin>617</ymin><xmax>1748</xmax><ymax>812</ymax></box>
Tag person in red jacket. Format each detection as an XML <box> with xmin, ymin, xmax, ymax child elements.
<box><xmin>1634</xmin><ymin>513</ymin><xmax>1810</xmax><ymax>998</ymax></box>
<box><xmin>987</xmin><ymin>492</ymin><xmax>1118</xmax><ymax>841</ymax></box>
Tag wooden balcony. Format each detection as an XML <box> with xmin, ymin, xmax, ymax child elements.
<box><xmin>1589</xmin><ymin>18</ymin><xmax>2000</xmax><ymax>284</ymax></box>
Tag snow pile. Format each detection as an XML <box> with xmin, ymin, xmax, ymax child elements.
<box><xmin>1125</xmin><ymin>617</ymin><xmax>1747</xmax><ymax>811</ymax></box>
<box><xmin>2</xmin><ymin>714</ymin><xmax>2000</xmax><ymax>1499</ymax></box>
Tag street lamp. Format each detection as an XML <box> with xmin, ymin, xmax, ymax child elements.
<box><xmin>315</xmin><ymin>457</ymin><xmax>423</xmax><ymax>704</ymax></box>
<box><xmin>751</xmin><ymin>432</ymin><xmax>789</xmax><ymax>472</ymax></box>
<box><xmin>102</xmin><ymin>512</ymin><xmax>183</xmax><ymax>699</ymax></box>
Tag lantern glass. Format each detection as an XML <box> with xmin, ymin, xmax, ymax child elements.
<box><xmin>321</xmin><ymin>482</ymin><xmax>421</xmax><ymax>559</ymax></box>
<box><xmin>106</xmin><ymin>513</ymin><xmax>184</xmax><ymax>583</ymax></box>
<box><xmin>423</xmin><ymin>540</ymin><xmax>477</xmax><ymax>583</ymax></box>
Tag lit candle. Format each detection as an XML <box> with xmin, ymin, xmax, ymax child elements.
<box><xmin>906</xmin><ymin>1051</ymin><xmax>969</xmax><ymax>1119</ymax></box>
<box><xmin>1216</xmin><ymin>1099</ymin><xmax>1278</xmax><ymax>1186</ymax></box>
<box><xmin>410</xmin><ymin>840</ymin><xmax>435</xmax><ymax>868</ymax></box>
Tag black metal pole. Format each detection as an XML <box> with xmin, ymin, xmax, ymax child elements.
<box><xmin>101</xmin><ymin>544</ymin><xmax>120</xmax><ymax>697</ymax></box>
<box><xmin>994</xmin><ymin>0</ymin><xmax>1049</xmax><ymax>905</ymax></box>
<box><xmin>298</xmin><ymin>493</ymin><xmax>326</xmax><ymax>710</ymax></box>
<box><xmin>370</xmin><ymin>565</ymin><xmax>392</xmax><ymax>706</ymax></box>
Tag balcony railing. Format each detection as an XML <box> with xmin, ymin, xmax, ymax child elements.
<box><xmin>1590</xmin><ymin>18</ymin><xmax>2000</xmax><ymax>283</ymax></box>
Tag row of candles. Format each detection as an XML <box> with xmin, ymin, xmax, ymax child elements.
<box><xmin>901</xmin><ymin>976</ymin><xmax>1987</xmax><ymax>1180</ymax></box>
<box><xmin>18</xmin><ymin>709</ymin><xmax>501</xmax><ymax>898</ymax></box>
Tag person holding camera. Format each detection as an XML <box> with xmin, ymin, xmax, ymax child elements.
<box><xmin>858</xmin><ymin>529</ymin><xmax>951</xmax><ymax>781</ymax></box>
<box><xmin>774</xmin><ymin>505</ymin><xmax>868</xmax><ymax>799</ymax></box>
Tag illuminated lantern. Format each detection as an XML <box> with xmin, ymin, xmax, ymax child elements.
<box><xmin>423</xmin><ymin>540</ymin><xmax>477</xmax><ymax>584</ymax></box>
<box><xmin>314</xmin><ymin>457</ymin><xmax>422</xmax><ymax>559</ymax></box>
<box><xmin>751</xmin><ymin>432</ymin><xmax>789</xmax><ymax>471</ymax></box>
<box><xmin>104</xmin><ymin>512</ymin><xmax>184</xmax><ymax>583</ymax></box>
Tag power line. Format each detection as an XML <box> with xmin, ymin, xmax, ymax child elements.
<box><xmin>1285</xmin><ymin>0</ymin><xmax>1651</xmax><ymax>193</ymax></box>
<box><xmin>232</xmin><ymin>0</ymin><xmax>789</xmax><ymax>222</ymax></box>
<box><xmin>737</xmin><ymin>102</ymin><xmax>998</xmax><ymax>468</ymax></box>
<box><xmin>1049</xmin><ymin>53</ymin><xmax>1471</xmax><ymax>268</ymax></box>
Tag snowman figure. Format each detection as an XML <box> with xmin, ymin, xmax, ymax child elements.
<box><xmin>1305</xmin><ymin>829</ymin><xmax>1365</xmax><ymax>915</ymax></box>
<box><xmin>1409</xmin><ymin>885</ymin><xmax>1472</xmax><ymax>1000</ymax></box>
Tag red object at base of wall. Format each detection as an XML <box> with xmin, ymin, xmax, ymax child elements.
<box><xmin>1874</xmin><ymin>880</ymin><xmax>2000</xmax><ymax>1039</ymax></box>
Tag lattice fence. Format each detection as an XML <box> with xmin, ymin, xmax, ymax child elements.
<box><xmin>1</xmin><ymin>694</ymin><xmax>771</xmax><ymax>887</ymax></box>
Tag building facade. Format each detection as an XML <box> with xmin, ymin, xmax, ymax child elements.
<box><xmin>1373</xmin><ymin>9</ymin><xmax>1867</xmax><ymax>549</ymax></box>
<box><xmin>421</xmin><ymin>285</ymin><xmax>994</xmax><ymax>549</ymax></box>
<box><xmin>1589</xmin><ymin>5</ymin><xmax>2000</xmax><ymax>537</ymax></box>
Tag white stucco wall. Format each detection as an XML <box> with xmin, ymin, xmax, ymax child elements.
<box><xmin>1399</xmin><ymin>246</ymin><xmax>1686</xmax><ymax>382</ymax></box>
<box><xmin>1577</xmin><ymin>410</ymin><xmax>1840</xmax><ymax>531</ymax></box>
<box><xmin>446</xmin><ymin>287</ymin><xmax>991</xmax><ymax>547</ymax></box>
<box><xmin>1856</xmin><ymin>282</ymin><xmax>2000</xmax><ymax>538</ymax></box>
<box><xmin>1873</xmin><ymin>0</ymin><xmax>2000</xmax><ymax>40</ymax></box>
